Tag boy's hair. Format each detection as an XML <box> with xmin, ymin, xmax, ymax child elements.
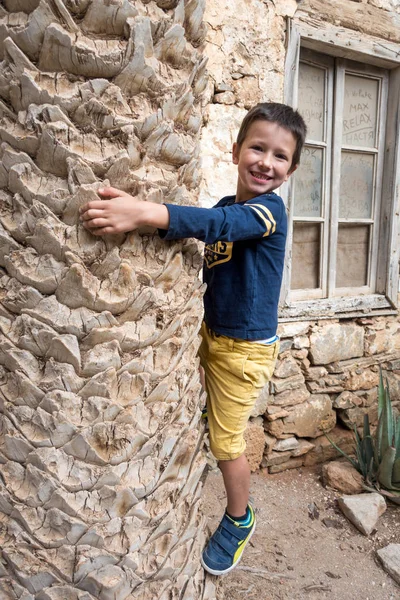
<box><xmin>236</xmin><ymin>102</ymin><xmax>307</xmax><ymax>169</ymax></box>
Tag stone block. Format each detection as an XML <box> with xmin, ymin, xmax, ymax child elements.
<box><xmin>264</xmin><ymin>449</ymin><xmax>292</xmax><ymax>466</ymax></box>
<box><xmin>265</xmin><ymin>405</ymin><xmax>291</xmax><ymax>421</ymax></box>
<box><xmin>377</xmin><ymin>544</ymin><xmax>400</xmax><ymax>586</ymax></box>
<box><xmin>338</xmin><ymin>493</ymin><xmax>386</xmax><ymax>536</ymax></box>
<box><xmin>292</xmin><ymin>349</ymin><xmax>308</xmax><ymax>360</ymax></box>
<box><xmin>322</xmin><ymin>460</ymin><xmax>364</xmax><ymax>494</ymax></box>
<box><xmin>274</xmin><ymin>355</ymin><xmax>301</xmax><ymax>379</ymax></box>
<box><xmin>244</xmin><ymin>421</ymin><xmax>265</xmax><ymax>472</ymax></box>
<box><xmin>264</xmin><ymin>432</ymin><xmax>276</xmax><ymax>454</ymax></box>
<box><xmin>333</xmin><ymin>391</ymin><xmax>363</xmax><ymax>410</ymax></box>
<box><xmin>274</xmin><ymin>437</ymin><xmax>299</xmax><ymax>452</ymax></box>
<box><xmin>303</xmin><ymin>426</ymin><xmax>355</xmax><ymax>466</ymax></box>
<box><xmin>271</xmin><ymin>374</ymin><xmax>305</xmax><ymax>394</ymax></box>
<box><xmin>269</xmin><ymin>457</ymin><xmax>304</xmax><ymax>474</ymax></box>
<box><xmin>293</xmin><ymin>335</ymin><xmax>310</xmax><ymax>349</ymax></box>
<box><xmin>304</xmin><ymin>366</ymin><xmax>328</xmax><ymax>381</ymax></box>
<box><xmin>291</xmin><ymin>439</ymin><xmax>315</xmax><ymax>457</ymax></box>
<box><xmin>269</xmin><ymin>384</ymin><xmax>310</xmax><ymax>408</ymax></box>
<box><xmin>364</xmin><ymin>328</ymin><xmax>393</xmax><ymax>356</ymax></box>
<box><xmin>337</xmin><ymin>404</ymin><xmax>378</xmax><ymax>429</ymax></box>
<box><xmin>345</xmin><ymin>369</ymin><xmax>379</xmax><ymax>391</ymax></box>
<box><xmin>277</xmin><ymin>321</ymin><xmax>312</xmax><ymax>338</ymax></box>
<box><xmin>309</xmin><ymin>323</ymin><xmax>364</xmax><ymax>365</ymax></box>
<box><xmin>277</xmin><ymin>394</ymin><xmax>336</xmax><ymax>438</ymax></box>
<box><xmin>213</xmin><ymin>91</ymin><xmax>235</xmax><ymax>104</ymax></box>
<box><xmin>250</xmin><ymin>382</ymin><xmax>270</xmax><ymax>417</ymax></box>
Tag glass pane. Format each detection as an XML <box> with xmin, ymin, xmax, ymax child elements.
<box><xmin>343</xmin><ymin>75</ymin><xmax>379</xmax><ymax>148</ymax></box>
<box><xmin>336</xmin><ymin>225</ymin><xmax>369</xmax><ymax>288</ymax></box>
<box><xmin>291</xmin><ymin>223</ymin><xmax>320</xmax><ymax>290</ymax></box>
<box><xmin>294</xmin><ymin>146</ymin><xmax>323</xmax><ymax>217</ymax></box>
<box><xmin>339</xmin><ymin>152</ymin><xmax>374</xmax><ymax>219</ymax></box>
<box><xmin>298</xmin><ymin>62</ymin><xmax>325</xmax><ymax>141</ymax></box>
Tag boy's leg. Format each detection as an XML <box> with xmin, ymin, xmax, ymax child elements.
<box><xmin>198</xmin><ymin>324</ymin><xmax>279</xmax><ymax>575</ymax></box>
<box><xmin>219</xmin><ymin>454</ymin><xmax>250</xmax><ymax>517</ymax></box>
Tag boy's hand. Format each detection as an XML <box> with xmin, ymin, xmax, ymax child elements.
<box><xmin>79</xmin><ymin>187</ymin><xmax>170</xmax><ymax>235</ymax></box>
<box><xmin>79</xmin><ymin>187</ymin><xmax>141</xmax><ymax>235</ymax></box>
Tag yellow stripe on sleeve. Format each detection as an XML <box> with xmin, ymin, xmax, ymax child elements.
<box><xmin>250</xmin><ymin>203</ymin><xmax>277</xmax><ymax>234</ymax></box>
<box><xmin>249</xmin><ymin>205</ymin><xmax>272</xmax><ymax>237</ymax></box>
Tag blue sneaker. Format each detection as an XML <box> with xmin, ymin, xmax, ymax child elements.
<box><xmin>201</xmin><ymin>406</ymin><xmax>208</xmax><ymax>422</ymax></box>
<box><xmin>201</xmin><ymin>504</ymin><xmax>256</xmax><ymax>575</ymax></box>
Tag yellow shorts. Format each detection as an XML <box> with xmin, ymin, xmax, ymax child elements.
<box><xmin>198</xmin><ymin>322</ymin><xmax>279</xmax><ymax>461</ymax></box>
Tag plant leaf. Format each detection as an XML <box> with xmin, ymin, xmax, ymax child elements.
<box><xmin>324</xmin><ymin>432</ymin><xmax>359</xmax><ymax>472</ymax></box>
<box><xmin>378</xmin><ymin>446</ymin><xmax>399</xmax><ymax>491</ymax></box>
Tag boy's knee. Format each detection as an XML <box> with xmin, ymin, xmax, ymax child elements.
<box><xmin>209</xmin><ymin>435</ymin><xmax>246</xmax><ymax>462</ymax></box>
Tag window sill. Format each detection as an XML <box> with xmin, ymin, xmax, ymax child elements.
<box><xmin>279</xmin><ymin>293</ymin><xmax>397</xmax><ymax>321</ymax></box>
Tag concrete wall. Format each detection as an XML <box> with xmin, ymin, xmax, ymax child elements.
<box><xmin>201</xmin><ymin>0</ymin><xmax>400</xmax><ymax>471</ymax></box>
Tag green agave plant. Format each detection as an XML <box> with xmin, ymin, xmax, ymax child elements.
<box><xmin>327</xmin><ymin>370</ymin><xmax>400</xmax><ymax>505</ymax></box>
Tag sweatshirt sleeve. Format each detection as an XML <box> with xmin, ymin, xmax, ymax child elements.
<box><xmin>158</xmin><ymin>194</ymin><xmax>283</xmax><ymax>244</ymax></box>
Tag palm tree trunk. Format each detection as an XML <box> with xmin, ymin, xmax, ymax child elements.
<box><xmin>0</xmin><ymin>1</ymin><xmax>213</xmax><ymax>598</ymax></box>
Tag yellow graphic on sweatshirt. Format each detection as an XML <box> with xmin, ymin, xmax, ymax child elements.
<box><xmin>204</xmin><ymin>241</ymin><xmax>233</xmax><ymax>268</ymax></box>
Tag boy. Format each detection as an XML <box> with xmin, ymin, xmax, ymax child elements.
<box><xmin>80</xmin><ymin>102</ymin><xmax>307</xmax><ymax>576</ymax></box>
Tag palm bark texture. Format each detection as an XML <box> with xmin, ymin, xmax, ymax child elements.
<box><xmin>0</xmin><ymin>1</ymin><xmax>214</xmax><ymax>599</ymax></box>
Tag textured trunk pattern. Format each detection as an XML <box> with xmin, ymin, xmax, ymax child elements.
<box><xmin>0</xmin><ymin>1</ymin><xmax>214</xmax><ymax>598</ymax></box>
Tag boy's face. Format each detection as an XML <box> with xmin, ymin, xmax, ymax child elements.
<box><xmin>232</xmin><ymin>119</ymin><xmax>297</xmax><ymax>203</ymax></box>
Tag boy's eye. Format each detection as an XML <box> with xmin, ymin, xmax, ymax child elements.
<box><xmin>276</xmin><ymin>154</ymin><xmax>288</xmax><ymax>160</ymax></box>
<box><xmin>251</xmin><ymin>145</ymin><xmax>263</xmax><ymax>151</ymax></box>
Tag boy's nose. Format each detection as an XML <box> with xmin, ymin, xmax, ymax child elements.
<box><xmin>258</xmin><ymin>154</ymin><xmax>272</xmax><ymax>169</ymax></box>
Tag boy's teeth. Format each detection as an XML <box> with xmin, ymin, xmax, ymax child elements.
<box><xmin>252</xmin><ymin>172</ymin><xmax>269</xmax><ymax>180</ymax></box>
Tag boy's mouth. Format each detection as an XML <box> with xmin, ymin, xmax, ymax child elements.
<box><xmin>250</xmin><ymin>171</ymin><xmax>272</xmax><ymax>182</ymax></box>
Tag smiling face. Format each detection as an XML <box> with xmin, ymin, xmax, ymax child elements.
<box><xmin>232</xmin><ymin>119</ymin><xmax>298</xmax><ymax>203</ymax></box>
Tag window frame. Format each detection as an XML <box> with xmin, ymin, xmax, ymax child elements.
<box><xmin>279</xmin><ymin>19</ymin><xmax>400</xmax><ymax>320</ymax></box>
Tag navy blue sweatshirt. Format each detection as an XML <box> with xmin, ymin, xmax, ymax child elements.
<box><xmin>159</xmin><ymin>193</ymin><xmax>287</xmax><ymax>340</ymax></box>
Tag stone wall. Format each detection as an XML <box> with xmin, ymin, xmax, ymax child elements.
<box><xmin>201</xmin><ymin>0</ymin><xmax>400</xmax><ymax>471</ymax></box>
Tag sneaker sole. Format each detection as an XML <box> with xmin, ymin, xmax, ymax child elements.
<box><xmin>200</xmin><ymin>518</ymin><xmax>256</xmax><ymax>576</ymax></box>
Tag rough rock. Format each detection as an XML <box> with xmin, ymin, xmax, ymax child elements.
<box><xmin>277</xmin><ymin>321</ymin><xmax>311</xmax><ymax>338</ymax></box>
<box><xmin>269</xmin><ymin>457</ymin><xmax>304</xmax><ymax>474</ymax></box>
<box><xmin>274</xmin><ymin>356</ymin><xmax>301</xmax><ymax>379</ymax></box>
<box><xmin>345</xmin><ymin>368</ymin><xmax>379</xmax><ymax>391</ymax></box>
<box><xmin>333</xmin><ymin>391</ymin><xmax>363</xmax><ymax>410</ymax></box>
<box><xmin>303</xmin><ymin>427</ymin><xmax>355</xmax><ymax>466</ymax></box>
<box><xmin>274</xmin><ymin>437</ymin><xmax>299</xmax><ymax>452</ymax></box>
<box><xmin>264</xmin><ymin>432</ymin><xmax>276</xmax><ymax>454</ymax></box>
<box><xmin>364</xmin><ymin>328</ymin><xmax>392</xmax><ymax>356</ymax></box>
<box><xmin>213</xmin><ymin>91</ymin><xmax>235</xmax><ymax>104</ymax></box>
<box><xmin>376</xmin><ymin>544</ymin><xmax>400</xmax><ymax>585</ymax></box>
<box><xmin>244</xmin><ymin>421</ymin><xmax>265</xmax><ymax>472</ymax></box>
<box><xmin>322</xmin><ymin>461</ymin><xmax>364</xmax><ymax>494</ymax></box>
<box><xmin>291</xmin><ymin>439</ymin><xmax>315</xmax><ymax>457</ymax></box>
<box><xmin>269</xmin><ymin>384</ymin><xmax>310</xmax><ymax>408</ymax></box>
<box><xmin>337</xmin><ymin>404</ymin><xmax>378</xmax><ymax>429</ymax></box>
<box><xmin>272</xmin><ymin>374</ymin><xmax>305</xmax><ymax>394</ymax></box>
<box><xmin>268</xmin><ymin>394</ymin><xmax>336</xmax><ymax>439</ymax></box>
<box><xmin>338</xmin><ymin>493</ymin><xmax>386</xmax><ymax>535</ymax></box>
<box><xmin>250</xmin><ymin>383</ymin><xmax>270</xmax><ymax>417</ymax></box>
<box><xmin>309</xmin><ymin>323</ymin><xmax>364</xmax><ymax>365</ymax></box>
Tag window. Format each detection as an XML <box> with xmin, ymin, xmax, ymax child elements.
<box><xmin>281</xmin><ymin>22</ymin><xmax>400</xmax><ymax>319</ymax></box>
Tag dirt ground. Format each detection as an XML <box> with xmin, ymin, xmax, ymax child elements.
<box><xmin>201</xmin><ymin>465</ymin><xmax>400</xmax><ymax>600</ymax></box>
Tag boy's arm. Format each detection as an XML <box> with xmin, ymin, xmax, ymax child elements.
<box><xmin>79</xmin><ymin>187</ymin><xmax>170</xmax><ymax>234</ymax></box>
<box><xmin>80</xmin><ymin>186</ymin><xmax>284</xmax><ymax>243</ymax></box>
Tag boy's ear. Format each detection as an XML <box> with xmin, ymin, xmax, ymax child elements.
<box><xmin>232</xmin><ymin>142</ymin><xmax>239</xmax><ymax>165</ymax></box>
<box><xmin>285</xmin><ymin>164</ymin><xmax>298</xmax><ymax>180</ymax></box>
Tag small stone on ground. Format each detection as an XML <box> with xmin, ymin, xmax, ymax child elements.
<box><xmin>338</xmin><ymin>492</ymin><xmax>386</xmax><ymax>536</ymax></box>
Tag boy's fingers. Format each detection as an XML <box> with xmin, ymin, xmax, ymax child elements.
<box><xmin>89</xmin><ymin>226</ymin><xmax>116</xmax><ymax>236</ymax></box>
<box><xmin>80</xmin><ymin>208</ymin><xmax>105</xmax><ymax>221</ymax></box>
<box><xmin>98</xmin><ymin>186</ymin><xmax>127</xmax><ymax>198</ymax></box>
<box><xmin>80</xmin><ymin>200</ymin><xmax>106</xmax><ymax>214</ymax></box>
<box><xmin>82</xmin><ymin>217</ymin><xmax>109</xmax><ymax>229</ymax></box>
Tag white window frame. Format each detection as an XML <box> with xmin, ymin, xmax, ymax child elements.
<box><xmin>279</xmin><ymin>19</ymin><xmax>400</xmax><ymax>320</ymax></box>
